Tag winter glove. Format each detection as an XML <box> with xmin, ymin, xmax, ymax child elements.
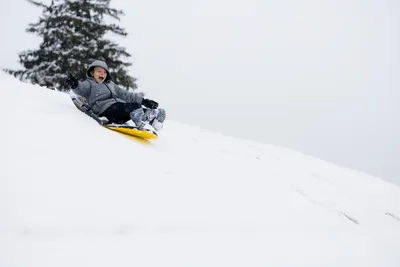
<box><xmin>66</xmin><ymin>73</ymin><xmax>79</xmax><ymax>89</ymax></box>
<box><xmin>142</xmin><ymin>99</ymin><xmax>158</xmax><ymax>109</ymax></box>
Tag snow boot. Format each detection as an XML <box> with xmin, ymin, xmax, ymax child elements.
<box><xmin>130</xmin><ymin>108</ymin><xmax>145</xmax><ymax>129</ymax></box>
<box><xmin>150</xmin><ymin>108</ymin><xmax>166</xmax><ymax>132</ymax></box>
<box><xmin>156</xmin><ymin>108</ymin><xmax>166</xmax><ymax>123</ymax></box>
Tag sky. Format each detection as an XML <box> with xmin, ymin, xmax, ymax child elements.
<box><xmin>1</xmin><ymin>71</ymin><xmax>400</xmax><ymax>267</ymax></box>
<box><xmin>0</xmin><ymin>0</ymin><xmax>399</xmax><ymax>185</ymax></box>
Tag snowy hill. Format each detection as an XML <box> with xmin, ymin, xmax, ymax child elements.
<box><xmin>1</xmin><ymin>72</ymin><xmax>400</xmax><ymax>267</ymax></box>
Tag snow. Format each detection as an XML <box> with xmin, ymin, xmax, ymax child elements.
<box><xmin>1</xmin><ymin>71</ymin><xmax>400</xmax><ymax>266</ymax></box>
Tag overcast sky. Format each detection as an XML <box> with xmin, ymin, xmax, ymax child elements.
<box><xmin>1</xmin><ymin>0</ymin><xmax>399</xmax><ymax>185</ymax></box>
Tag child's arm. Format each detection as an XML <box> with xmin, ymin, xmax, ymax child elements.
<box><xmin>114</xmin><ymin>83</ymin><xmax>144</xmax><ymax>104</ymax></box>
<box><xmin>66</xmin><ymin>73</ymin><xmax>91</xmax><ymax>97</ymax></box>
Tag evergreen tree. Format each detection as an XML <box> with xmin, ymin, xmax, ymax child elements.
<box><xmin>6</xmin><ymin>0</ymin><xmax>137</xmax><ymax>91</ymax></box>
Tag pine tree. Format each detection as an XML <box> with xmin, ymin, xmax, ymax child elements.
<box><xmin>5</xmin><ymin>0</ymin><xmax>137</xmax><ymax>91</ymax></box>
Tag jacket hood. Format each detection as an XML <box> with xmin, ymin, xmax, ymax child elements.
<box><xmin>86</xmin><ymin>60</ymin><xmax>112</xmax><ymax>82</ymax></box>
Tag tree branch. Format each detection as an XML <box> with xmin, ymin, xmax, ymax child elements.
<box><xmin>27</xmin><ymin>0</ymin><xmax>49</xmax><ymax>9</ymax></box>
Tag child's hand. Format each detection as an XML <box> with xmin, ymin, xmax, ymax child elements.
<box><xmin>66</xmin><ymin>73</ymin><xmax>78</xmax><ymax>89</ymax></box>
<box><xmin>142</xmin><ymin>99</ymin><xmax>158</xmax><ymax>109</ymax></box>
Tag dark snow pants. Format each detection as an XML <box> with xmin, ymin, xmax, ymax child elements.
<box><xmin>99</xmin><ymin>102</ymin><xmax>142</xmax><ymax>124</ymax></box>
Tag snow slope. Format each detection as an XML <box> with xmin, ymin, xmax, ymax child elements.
<box><xmin>1</xmin><ymin>72</ymin><xmax>400</xmax><ymax>267</ymax></box>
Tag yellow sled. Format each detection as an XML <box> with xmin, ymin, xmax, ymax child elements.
<box><xmin>106</xmin><ymin>125</ymin><xmax>158</xmax><ymax>140</ymax></box>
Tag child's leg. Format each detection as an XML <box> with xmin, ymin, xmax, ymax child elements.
<box><xmin>100</xmin><ymin>102</ymin><xmax>142</xmax><ymax>124</ymax></box>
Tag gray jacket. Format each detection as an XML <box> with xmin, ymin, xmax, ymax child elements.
<box><xmin>72</xmin><ymin>60</ymin><xmax>143</xmax><ymax>115</ymax></box>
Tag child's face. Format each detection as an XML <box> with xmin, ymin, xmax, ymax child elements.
<box><xmin>91</xmin><ymin>66</ymin><xmax>107</xmax><ymax>83</ymax></box>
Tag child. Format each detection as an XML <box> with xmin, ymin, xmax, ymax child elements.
<box><xmin>66</xmin><ymin>59</ymin><xmax>165</xmax><ymax>131</ymax></box>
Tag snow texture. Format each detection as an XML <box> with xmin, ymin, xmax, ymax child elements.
<box><xmin>1</xmin><ymin>72</ymin><xmax>400</xmax><ymax>266</ymax></box>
